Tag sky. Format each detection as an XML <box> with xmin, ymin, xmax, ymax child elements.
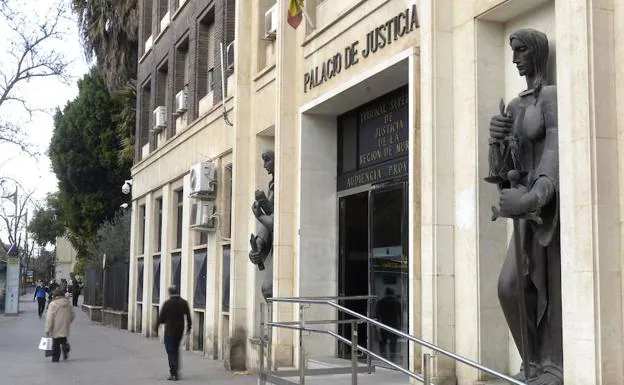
<box><xmin>0</xmin><ymin>0</ymin><xmax>90</xmax><ymax>206</ymax></box>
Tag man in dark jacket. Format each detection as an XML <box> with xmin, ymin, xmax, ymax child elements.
<box><xmin>156</xmin><ymin>286</ymin><xmax>192</xmax><ymax>381</ymax></box>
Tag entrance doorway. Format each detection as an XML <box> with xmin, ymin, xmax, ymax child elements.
<box><xmin>338</xmin><ymin>181</ymin><xmax>409</xmax><ymax>369</ymax></box>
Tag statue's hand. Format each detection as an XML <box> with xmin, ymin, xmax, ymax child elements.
<box><xmin>490</xmin><ymin>114</ymin><xmax>513</xmax><ymax>140</ymax></box>
<box><xmin>249</xmin><ymin>250</ymin><xmax>262</xmax><ymax>265</ymax></box>
<box><xmin>252</xmin><ymin>201</ymin><xmax>263</xmax><ymax>218</ymax></box>
<box><xmin>499</xmin><ymin>186</ymin><xmax>538</xmax><ymax>217</ymax></box>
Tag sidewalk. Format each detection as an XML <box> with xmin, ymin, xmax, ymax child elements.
<box><xmin>0</xmin><ymin>294</ymin><xmax>257</xmax><ymax>385</ymax></box>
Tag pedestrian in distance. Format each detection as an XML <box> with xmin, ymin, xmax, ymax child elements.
<box><xmin>155</xmin><ymin>286</ymin><xmax>192</xmax><ymax>381</ymax></box>
<box><xmin>33</xmin><ymin>282</ymin><xmax>48</xmax><ymax>318</ymax></box>
<box><xmin>71</xmin><ymin>278</ymin><xmax>82</xmax><ymax>307</ymax></box>
<box><xmin>45</xmin><ymin>288</ymin><xmax>75</xmax><ymax>362</ymax></box>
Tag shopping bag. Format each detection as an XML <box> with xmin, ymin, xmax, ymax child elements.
<box><xmin>38</xmin><ymin>337</ymin><xmax>52</xmax><ymax>351</ymax></box>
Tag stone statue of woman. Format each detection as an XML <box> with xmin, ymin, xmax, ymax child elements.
<box><xmin>249</xmin><ymin>149</ymin><xmax>274</xmax><ymax>299</ymax></box>
<box><xmin>487</xmin><ymin>29</ymin><xmax>562</xmax><ymax>385</ymax></box>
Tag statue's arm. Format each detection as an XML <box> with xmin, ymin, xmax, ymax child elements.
<box><xmin>256</xmin><ymin>214</ymin><xmax>274</xmax><ymax>232</ymax></box>
<box><xmin>528</xmin><ymin>87</ymin><xmax>559</xmax><ymax>209</ymax></box>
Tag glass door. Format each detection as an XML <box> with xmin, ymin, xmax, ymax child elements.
<box><xmin>369</xmin><ymin>183</ymin><xmax>409</xmax><ymax>368</ymax></box>
<box><xmin>337</xmin><ymin>192</ymin><xmax>369</xmax><ymax>358</ymax></box>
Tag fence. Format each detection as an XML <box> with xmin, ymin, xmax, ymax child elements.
<box><xmin>83</xmin><ymin>264</ymin><xmax>103</xmax><ymax>306</ymax></box>
<box><xmin>104</xmin><ymin>261</ymin><xmax>129</xmax><ymax>311</ymax></box>
<box><xmin>83</xmin><ymin>261</ymin><xmax>129</xmax><ymax>311</ymax></box>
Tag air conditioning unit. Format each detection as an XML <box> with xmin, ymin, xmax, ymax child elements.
<box><xmin>189</xmin><ymin>161</ymin><xmax>217</xmax><ymax>198</ymax></box>
<box><xmin>264</xmin><ymin>4</ymin><xmax>277</xmax><ymax>39</ymax></box>
<box><xmin>152</xmin><ymin>106</ymin><xmax>166</xmax><ymax>132</ymax></box>
<box><xmin>175</xmin><ymin>88</ymin><xmax>188</xmax><ymax>114</ymax></box>
<box><xmin>191</xmin><ymin>201</ymin><xmax>216</xmax><ymax>231</ymax></box>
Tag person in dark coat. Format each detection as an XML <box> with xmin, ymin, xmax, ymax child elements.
<box><xmin>375</xmin><ymin>288</ymin><xmax>401</xmax><ymax>359</ymax></box>
<box><xmin>71</xmin><ymin>279</ymin><xmax>82</xmax><ymax>307</ymax></box>
<box><xmin>156</xmin><ymin>286</ymin><xmax>192</xmax><ymax>381</ymax></box>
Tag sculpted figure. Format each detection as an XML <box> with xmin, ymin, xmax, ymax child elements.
<box><xmin>487</xmin><ymin>29</ymin><xmax>562</xmax><ymax>385</ymax></box>
<box><xmin>249</xmin><ymin>149</ymin><xmax>274</xmax><ymax>299</ymax></box>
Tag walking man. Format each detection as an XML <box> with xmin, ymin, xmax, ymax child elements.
<box><xmin>33</xmin><ymin>282</ymin><xmax>48</xmax><ymax>318</ymax></box>
<box><xmin>45</xmin><ymin>289</ymin><xmax>75</xmax><ymax>362</ymax></box>
<box><xmin>156</xmin><ymin>286</ymin><xmax>192</xmax><ymax>381</ymax></box>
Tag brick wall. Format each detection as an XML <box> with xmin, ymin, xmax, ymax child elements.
<box><xmin>136</xmin><ymin>0</ymin><xmax>233</xmax><ymax>162</ymax></box>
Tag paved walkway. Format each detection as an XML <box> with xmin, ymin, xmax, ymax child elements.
<box><xmin>0</xmin><ymin>294</ymin><xmax>257</xmax><ymax>385</ymax></box>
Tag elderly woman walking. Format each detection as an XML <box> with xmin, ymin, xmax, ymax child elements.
<box><xmin>45</xmin><ymin>288</ymin><xmax>75</xmax><ymax>362</ymax></box>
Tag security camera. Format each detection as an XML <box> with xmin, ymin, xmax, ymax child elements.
<box><xmin>121</xmin><ymin>179</ymin><xmax>132</xmax><ymax>195</ymax></box>
<box><xmin>120</xmin><ymin>203</ymin><xmax>129</xmax><ymax>209</ymax></box>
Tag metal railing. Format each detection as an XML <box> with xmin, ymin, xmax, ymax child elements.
<box><xmin>259</xmin><ymin>296</ymin><xmax>526</xmax><ymax>385</ymax></box>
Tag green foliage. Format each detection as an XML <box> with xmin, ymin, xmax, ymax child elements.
<box><xmin>49</xmin><ymin>68</ymin><xmax>131</xmax><ymax>253</ymax></box>
<box><xmin>27</xmin><ymin>193</ymin><xmax>66</xmax><ymax>246</ymax></box>
<box><xmin>111</xmin><ymin>80</ymin><xmax>136</xmax><ymax>167</ymax></box>
<box><xmin>71</xmin><ymin>0</ymin><xmax>138</xmax><ymax>91</ymax></box>
<box><xmin>88</xmin><ymin>210</ymin><xmax>131</xmax><ymax>265</ymax></box>
<box><xmin>73</xmin><ymin>257</ymin><xmax>86</xmax><ymax>277</ymax></box>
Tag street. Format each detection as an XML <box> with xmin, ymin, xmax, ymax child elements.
<box><xmin>0</xmin><ymin>294</ymin><xmax>257</xmax><ymax>385</ymax></box>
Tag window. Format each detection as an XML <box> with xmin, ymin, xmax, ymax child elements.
<box><xmin>197</xmin><ymin>10</ymin><xmax>215</xmax><ymax>102</ymax></box>
<box><xmin>139</xmin><ymin>80</ymin><xmax>152</xmax><ymax>158</ymax></box>
<box><xmin>158</xmin><ymin>0</ymin><xmax>170</xmax><ymax>33</ymax></box>
<box><xmin>152</xmin><ymin>255</ymin><xmax>161</xmax><ymax>304</ymax></box>
<box><xmin>154</xmin><ymin>198</ymin><xmax>163</xmax><ymax>252</ymax></box>
<box><xmin>193</xmin><ymin>250</ymin><xmax>207</xmax><ymax>308</ymax></box>
<box><xmin>139</xmin><ymin>204</ymin><xmax>147</xmax><ymax>255</ymax></box>
<box><xmin>155</xmin><ymin>61</ymin><xmax>169</xmax><ymax>139</ymax></box>
<box><xmin>137</xmin><ymin>257</ymin><xmax>145</xmax><ymax>302</ymax></box>
<box><xmin>175</xmin><ymin>189</ymin><xmax>183</xmax><ymax>249</ymax></box>
<box><xmin>223</xmin><ymin>164</ymin><xmax>233</xmax><ymax>238</ymax></box>
<box><xmin>171</xmin><ymin>252</ymin><xmax>182</xmax><ymax>290</ymax></box>
<box><xmin>221</xmin><ymin>245</ymin><xmax>230</xmax><ymax>312</ymax></box>
<box><xmin>142</xmin><ymin>0</ymin><xmax>154</xmax><ymax>53</ymax></box>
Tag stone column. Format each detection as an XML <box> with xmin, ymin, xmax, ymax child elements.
<box><xmin>419</xmin><ymin>0</ymin><xmax>456</xmax><ymax>382</ymax></box>
<box><xmin>159</xmin><ymin>185</ymin><xmax>171</xmax><ymax>337</ymax></box>
<box><xmin>128</xmin><ymin>200</ymin><xmax>138</xmax><ymax>332</ymax></box>
<box><xmin>556</xmin><ymin>0</ymin><xmax>624</xmax><ymax>384</ymax></box>
<box><xmin>141</xmin><ymin>193</ymin><xmax>154</xmax><ymax>337</ymax></box>
<box><xmin>229</xmin><ymin>0</ymin><xmax>253</xmax><ymax>371</ymax></box>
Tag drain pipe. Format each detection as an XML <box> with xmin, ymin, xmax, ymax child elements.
<box><xmin>219</xmin><ymin>41</ymin><xmax>234</xmax><ymax>127</ymax></box>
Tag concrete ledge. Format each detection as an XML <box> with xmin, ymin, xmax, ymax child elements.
<box><xmin>102</xmin><ymin>309</ymin><xmax>128</xmax><ymax>330</ymax></box>
<box><xmin>81</xmin><ymin>304</ymin><xmax>102</xmax><ymax>322</ymax></box>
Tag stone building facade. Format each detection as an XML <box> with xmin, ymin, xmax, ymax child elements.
<box><xmin>128</xmin><ymin>0</ymin><xmax>624</xmax><ymax>383</ymax></box>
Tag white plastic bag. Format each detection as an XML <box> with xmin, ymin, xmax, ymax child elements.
<box><xmin>38</xmin><ymin>337</ymin><xmax>52</xmax><ymax>351</ymax></box>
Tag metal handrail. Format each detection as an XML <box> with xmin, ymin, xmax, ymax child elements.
<box><xmin>266</xmin><ymin>297</ymin><xmax>526</xmax><ymax>385</ymax></box>
<box><xmin>267</xmin><ymin>321</ymin><xmax>423</xmax><ymax>381</ymax></box>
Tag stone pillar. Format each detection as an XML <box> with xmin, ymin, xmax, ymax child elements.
<box><xmin>556</xmin><ymin>0</ymin><xmax>624</xmax><ymax>384</ymax></box>
<box><xmin>159</xmin><ymin>185</ymin><xmax>171</xmax><ymax>335</ymax></box>
<box><xmin>128</xmin><ymin>200</ymin><xmax>138</xmax><ymax>332</ymax></box>
<box><xmin>229</xmin><ymin>0</ymin><xmax>253</xmax><ymax>371</ymax></box>
<box><xmin>272</xmin><ymin>0</ymin><xmax>299</xmax><ymax>368</ymax></box>
<box><xmin>408</xmin><ymin>50</ymin><xmax>423</xmax><ymax>374</ymax></box>
<box><xmin>419</xmin><ymin>0</ymin><xmax>456</xmax><ymax>382</ymax></box>
<box><xmin>141</xmin><ymin>193</ymin><xmax>154</xmax><ymax>337</ymax></box>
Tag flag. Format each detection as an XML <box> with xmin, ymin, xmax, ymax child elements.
<box><xmin>287</xmin><ymin>0</ymin><xmax>304</xmax><ymax>29</ymax></box>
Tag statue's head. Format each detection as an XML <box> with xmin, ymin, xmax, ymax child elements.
<box><xmin>509</xmin><ymin>28</ymin><xmax>549</xmax><ymax>89</ymax></box>
<box><xmin>261</xmin><ymin>149</ymin><xmax>275</xmax><ymax>175</ymax></box>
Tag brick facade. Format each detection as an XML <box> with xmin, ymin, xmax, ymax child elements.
<box><xmin>135</xmin><ymin>0</ymin><xmax>232</xmax><ymax>162</ymax></box>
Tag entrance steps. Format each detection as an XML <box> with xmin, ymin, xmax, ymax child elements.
<box><xmin>266</xmin><ymin>356</ymin><xmax>410</xmax><ymax>385</ymax></box>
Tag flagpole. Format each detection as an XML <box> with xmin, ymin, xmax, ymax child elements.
<box><xmin>301</xmin><ymin>7</ymin><xmax>315</xmax><ymax>29</ymax></box>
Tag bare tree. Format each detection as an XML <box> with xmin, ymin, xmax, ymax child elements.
<box><xmin>0</xmin><ymin>180</ymin><xmax>38</xmax><ymax>271</ymax></box>
<box><xmin>0</xmin><ymin>0</ymin><xmax>71</xmax><ymax>153</ymax></box>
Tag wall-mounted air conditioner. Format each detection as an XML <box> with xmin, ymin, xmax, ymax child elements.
<box><xmin>264</xmin><ymin>4</ymin><xmax>278</xmax><ymax>39</ymax></box>
<box><xmin>189</xmin><ymin>161</ymin><xmax>217</xmax><ymax>198</ymax></box>
<box><xmin>175</xmin><ymin>88</ymin><xmax>188</xmax><ymax>114</ymax></box>
<box><xmin>152</xmin><ymin>106</ymin><xmax>166</xmax><ymax>132</ymax></box>
<box><xmin>190</xmin><ymin>201</ymin><xmax>217</xmax><ymax>231</ymax></box>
